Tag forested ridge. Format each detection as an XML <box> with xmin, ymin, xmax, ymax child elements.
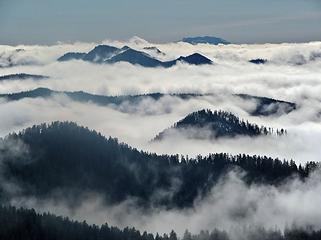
<box><xmin>1</xmin><ymin>205</ymin><xmax>321</xmax><ymax>240</ymax></box>
<box><xmin>154</xmin><ymin>109</ymin><xmax>287</xmax><ymax>140</ymax></box>
<box><xmin>0</xmin><ymin>121</ymin><xmax>317</xmax><ymax>208</ymax></box>
<box><xmin>0</xmin><ymin>88</ymin><xmax>296</xmax><ymax>117</ymax></box>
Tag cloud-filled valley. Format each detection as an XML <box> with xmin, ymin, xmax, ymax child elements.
<box><xmin>1</xmin><ymin>38</ymin><xmax>321</xmax><ymax>239</ymax></box>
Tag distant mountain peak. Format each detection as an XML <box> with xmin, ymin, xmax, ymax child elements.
<box><xmin>177</xmin><ymin>53</ymin><xmax>213</xmax><ymax>65</ymax></box>
<box><xmin>106</xmin><ymin>47</ymin><xmax>163</xmax><ymax>67</ymax></box>
<box><xmin>57</xmin><ymin>44</ymin><xmax>212</xmax><ymax>67</ymax></box>
<box><xmin>182</xmin><ymin>36</ymin><xmax>230</xmax><ymax>45</ymax></box>
<box><xmin>128</xmin><ymin>36</ymin><xmax>149</xmax><ymax>45</ymax></box>
<box><xmin>82</xmin><ymin>45</ymin><xmax>120</xmax><ymax>62</ymax></box>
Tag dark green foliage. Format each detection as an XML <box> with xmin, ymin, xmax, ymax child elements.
<box><xmin>0</xmin><ymin>205</ymin><xmax>154</xmax><ymax>240</ymax></box>
<box><xmin>249</xmin><ymin>58</ymin><xmax>267</xmax><ymax>64</ymax></box>
<box><xmin>1</xmin><ymin>122</ymin><xmax>315</xmax><ymax>208</ymax></box>
<box><xmin>0</xmin><ymin>205</ymin><xmax>320</xmax><ymax>240</ymax></box>
<box><xmin>154</xmin><ymin>109</ymin><xmax>287</xmax><ymax>140</ymax></box>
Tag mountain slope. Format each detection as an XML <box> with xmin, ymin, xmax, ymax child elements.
<box><xmin>107</xmin><ymin>48</ymin><xmax>164</xmax><ymax>67</ymax></box>
<box><xmin>154</xmin><ymin>109</ymin><xmax>286</xmax><ymax>141</ymax></box>
<box><xmin>83</xmin><ymin>45</ymin><xmax>120</xmax><ymax>62</ymax></box>
<box><xmin>0</xmin><ymin>122</ymin><xmax>313</xmax><ymax>208</ymax></box>
<box><xmin>0</xmin><ymin>205</ymin><xmax>158</xmax><ymax>240</ymax></box>
<box><xmin>57</xmin><ymin>52</ymin><xmax>86</xmax><ymax>61</ymax></box>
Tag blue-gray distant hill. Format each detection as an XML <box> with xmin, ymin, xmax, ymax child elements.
<box><xmin>0</xmin><ymin>73</ymin><xmax>48</xmax><ymax>81</ymax></box>
<box><xmin>58</xmin><ymin>45</ymin><xmax>212</xmax><ymax>67</ymax></box>
<box><xmin>0</xmin><ymin>88</ymin><xmax>296</xmax><ymax>117</ymax></box>
<box><xmin>181</xmin><ymin>36</ymin><xmax>230</xmax><ymax>45</ymax></box>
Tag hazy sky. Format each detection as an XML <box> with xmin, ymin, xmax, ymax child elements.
<box><xmin>1</xmin><ymin>0</ymin><xmax>321</xmax><ymax>45</ymax></box>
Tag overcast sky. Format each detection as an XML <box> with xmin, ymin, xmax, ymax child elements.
<box><xmin>1</xmin><ymin>0</ymin><xmax>321</xmax><ymax>45</ymax></box>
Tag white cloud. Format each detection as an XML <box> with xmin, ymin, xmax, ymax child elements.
<box><xmin>1</xmin><ymin>39</ymin><xmax>321</xmax><ymax>236</ymax></box>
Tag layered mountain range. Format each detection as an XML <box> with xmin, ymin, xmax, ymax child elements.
<box><xmin>58</xmin><ymin>45</ymin><xmax>212</xmax><ymax>67</ymax></box>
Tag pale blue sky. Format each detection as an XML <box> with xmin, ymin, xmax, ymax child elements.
<box><xmin>1</xmin><ymin>0</ymin><xmax>321</xmax><ymax>45</ymax></box>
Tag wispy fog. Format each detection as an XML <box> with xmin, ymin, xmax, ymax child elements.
<box><xmin>9</xmin><ymin>168</ymin><xmax>321</xmax><ymax>238</ymax></box>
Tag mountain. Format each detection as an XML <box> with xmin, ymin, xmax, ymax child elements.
<box><xmin>0</xmin><ymin>88</ymin><xmax>296</xmax><ymax>117</ymax></box>
<box><xmin>83</xmin><ymin>45</ymin><xmax>120</xmax><ymax>62</ymax></box>
<box><xmin>154</xmin><ymin>109</ymin><xmax>286</xmax><ymax>141</ymax></box>
<box><xmin>57</xmin><ymin>45</ymin><xmax>213</xmax><ymax>67</ymax></box>
<box><xmin>249</xmin><ymin>58</ymin><xmax>267</xmax><ymax>64</ymax></box>
<box><xmin>163</xmin><ymin>53</ymin><xmax>213</xmax><ymax>67</ymax></box>
<box><xmin>0</xmin><ymin>88</ymin><xmax>200</xmax><ymax>106</ymax></box>
<box><xmin>0</xmin><ymin>73</ymin><xmax>49</xmax><ymax>81</ymax></box>
<box><xmin>178</xmin><ymin>53</ymin><xmax>213</xmax><ymax>64</ymax></box>
<box><xmin>182</xmin><ymin>36</ymin><xmax>230</xmax><ymax>45</ymax></box>
<box><xmin>107</xmin><ymin>47</ymin><xmax>164</xmax><ymax>67</ymax></box>
<box><xmin>0</xmin><ymin>122</ymin><xmax>312</xmax><ymax>208</ymax></box>
<box><xmin>58</xmin><ymin>45</ymin><xmax>120</xmax><ymax>63</ymax></box>
<box><xmin>0</xmin><ymin>88</ymin><xmax>194</xmax><ymax>106</ymax></box>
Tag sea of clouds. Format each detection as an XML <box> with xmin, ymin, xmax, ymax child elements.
<box><xmin>1</xmin><ymin>37</ymin><xmax>321</xmax><ymax>163</ymax></box>
<box><xmin>1</xmin><ymin>37</ymin><xmax>321</xmax><ymax>236</ymax></box>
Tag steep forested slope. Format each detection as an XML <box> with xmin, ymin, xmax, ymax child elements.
<box><xmin>0</xmin><ymin>122</ymin><xmax>315</xmax><ymax>208</ymax></box>
<box><xmin>154</xmin><ymin>109</ymin><xmax>286</xmax><ymax>141</ymax></box>
<box><xmin>0</xmin><ymin>205</ymin><xmax>320</xmax><ymax>240</ymax></box>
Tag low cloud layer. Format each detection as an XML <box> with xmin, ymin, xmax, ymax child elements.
<box><xmin>0</xmin><ymin>38</ymin><xmax>321</xmax><ymax>237</ymax></box>
<box><xmin>0</xmin><ymin>93</ymin><xmax>320</xmax><ymax>164</ymax></box>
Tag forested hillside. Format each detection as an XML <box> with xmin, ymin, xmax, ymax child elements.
<box><xmin>154</xmin><ymin>110</ymin><xmax>287</xmax><ymax>141</ymax></box>
<box><xmin>1</xmin><ymin>205</ymin><xmax>320</xmax><ymax>240</ymax></box>
<box><xmin>0</xmin><ymin>122</ymin><xmax>315</xmax><ymax>208</ymax></box>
